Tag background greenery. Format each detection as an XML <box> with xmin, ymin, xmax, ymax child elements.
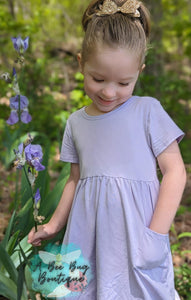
<box><xmin>0</xmin><ymin>0</ymin><xmax>191</xmax><ymax>299</ymax></box>
<box><xmin>0</xmin><ymin>0</ymin><xmax>190</xmax><ymax>163</ymax></box>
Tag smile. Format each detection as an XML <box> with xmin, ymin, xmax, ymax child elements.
<box><xmin>98</xmin><ymin>97</ymin><xmax>115</xmax><ymax>105</ymax></box>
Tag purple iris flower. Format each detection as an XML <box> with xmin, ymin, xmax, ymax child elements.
<box><xmin>34</xmin><ymin>188</ymin><xmax>41</xmax><ymax>207</ymax></box>
<box><xmin>18</xmin><ymin>143</ymin><xmax>24</xmax><ymax>153</ymax></box>
<box><xmin>6</xmin><ymin>109</ymin><xmax>32</xmax><ymax>125</ymax></box>
<box><xmin>25</xmin><ymin>144</ymin><xmax>45</xmax><ymax>171</ymax></box>
<box><xmin>10</xmin><ymin>95</ymin><xmax>28</xmax><ymax>110</ymax></box>
<box><xmin>14</xmin><ymin>142</ymin><xmax>45</xmax><ymax>172</ymax></box>
<box><xmin>11</xmin><ymin>36</ymin><xmax>29</xmax><ymax>54</ymax></box>
<box><xmin>6</xmin><ymin>95</ymin><xmax>32</xmax><ymax>125</ymax></box>
<box><xmin>13</xmin><ymin>67</ymin><xmax>17</xmax><ymax>77</ymax></box>
<box><xmin>6</xmin><ymin>110</ymin><xmax>19</xmax><ymax>125</ymax></box>
<box><xmin>21</xmin><ymin>109</ymin><xmax>32</xmax><ymax>123</ymax></box>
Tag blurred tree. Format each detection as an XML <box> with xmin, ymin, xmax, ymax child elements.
<box><xmin>143</xmin><ymin>0</ymin><xmax>164</xmax><ymax>97</ymax></box>
<box><xmin>162</xmin><ymin>0</ymin><xmax>191</xmax><ymax>83</ymax></box>
<box><xmin>0</xmin><ymin>0</ymin><xmax>190</xmax><ymax>162</ymax></box>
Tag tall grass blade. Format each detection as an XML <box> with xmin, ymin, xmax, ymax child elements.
<box><xmin>0</xmin><ymin>244</ymin><xmax>18</xmax><ymax>283</ymax></box>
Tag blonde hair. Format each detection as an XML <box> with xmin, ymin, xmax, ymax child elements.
<box><xmin>81</xmin><ymin>0</ymin><xmax>151</xmax><ymax>66</ymax></box>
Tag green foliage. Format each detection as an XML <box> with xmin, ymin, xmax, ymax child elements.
<box><xmin>70</xmin><ymin>72</ymin><xmax>91</xmax><ymax>111</ymax></box>
<box><xmin>175</xmin><ymin>264</ymin><xmax>191</xmax><ymax>299</ymax></box>
<box><xmin>162</xmin><ymin>0</ymin><xmax>191</xmax><ymax>63</ymax></box>
<box><xmin>0</xmin><ymin>236</ymin><xmax>31</xmax><ymax>300</ymax></box>
<box><xmin>0</xmin><ymin>0</ymin><xmax>89</xmax><ymax>47</ymax></box>
<box><xmin>136</xmin><ymin>47</ymin><xmax>191</xmax><ymax>163</ymax></box>
<box><xmin>171</xmin><ymin>217</ymin><xmax>191</xmax><ymax>299</ymax></box>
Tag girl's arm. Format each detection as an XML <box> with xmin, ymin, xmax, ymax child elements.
<box><xmin>28</xmin><ymin>163</ymin><xmax>80</xmax><ymax>246</ymax></box>
<box><xmin>149</xmin><ymin>140</ymin><xmax>186</xmax><ymax>234</ymax></box>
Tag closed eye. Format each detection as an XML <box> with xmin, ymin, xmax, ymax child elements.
<box><xmin>92</xmin><ymin>77</ymin><xmax>104</xmax><ymax>82</ymax></box>
<box><xmin>119</xmin><ymin>82</ymin><xmax>129</xmax><ymax>86</ymax></box>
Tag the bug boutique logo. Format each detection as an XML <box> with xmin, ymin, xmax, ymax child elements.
<box><xmin>30</xmin><ymin>243</ymin><xmax>92</xmax><ymax>298</ymax></box>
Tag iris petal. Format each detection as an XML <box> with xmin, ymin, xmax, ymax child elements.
<box><xmin>6</xmin><ymin>110</ymin><xmax>19</xmax><ymax>125</ymax></box>
<box><xmin>24</xmin><ymin>144</ymin><xmax>45</xmax><ymax>171</ymax></box>
<box><xmin>21</xmin><ymin>110</ymin><xmax>32</xmax><ymax>123</ymax></box>
<box><xmin>34</xmin><ymin>188</ymin><xmax>41</xmax><ymax>205</ymax></box>
<box><xmin>31</xmin><ymin>159</ymin><xmax>45</xmax><ymax>171</ymax></box>
<box><xmin>11</xmin><ymin>36</ymin><xmax>29</xmax><ymax>53</ymax></box>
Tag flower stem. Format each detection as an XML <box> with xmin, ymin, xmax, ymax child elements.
<box><xmin>18</xmin><ymin>94</ymin><xmax>21</xmax><ymax>123</ymax></box>
<box><xmin>23</xmin><ymin>166</ymin><xmax>38</xmax><ymax>232</ymax></box>
<box><xmin>14</xmin><ymin>169</ymin><xmax>20</xmax><ymax>210</ymax></box>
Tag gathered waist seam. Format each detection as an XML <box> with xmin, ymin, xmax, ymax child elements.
<box><xmin>79</xmin><ymin>175</ymin><xmax>158</xmax><ymax>183</ymax></box>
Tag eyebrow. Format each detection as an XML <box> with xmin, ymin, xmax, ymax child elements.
<box><xmin>91</xmin><ymin>72</ymin><xmax>135</xmax><ymax>81</ymax></box>
<box><xmin>119</xmin><ymin>76</ymin><xmax>135</xmax><ymax>81</ymax></box>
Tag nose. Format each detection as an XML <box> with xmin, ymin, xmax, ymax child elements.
<box><xmin>101</xmin><ymin>84</ymin><xmax>116</xmax><ymax>100</ymax></box>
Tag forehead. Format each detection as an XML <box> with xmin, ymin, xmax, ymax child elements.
<box><xmin>84</xmin><ymin>45</ymin><xmax>140</xmax><ymax>78</ymax></box>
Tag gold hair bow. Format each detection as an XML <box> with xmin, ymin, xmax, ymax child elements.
<box><xmin>96</xmin><ymin>0</ymin><xmax>141</xmax><ymax>17</ymax></box>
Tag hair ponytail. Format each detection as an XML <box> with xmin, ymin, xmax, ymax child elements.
<box><xmin>82</xmin><ymin>0</ymin><xmax>103</xmax><ymax>32</ymax></box>
<box><xmin>138</xmin><ymin>3</ymin><xmax>151</xmax><ymax>40</ymax></box>
<box><xmin>81</xmin><ymin>0</ymin><xmax>151</xmax><ymax>66</ymax></box>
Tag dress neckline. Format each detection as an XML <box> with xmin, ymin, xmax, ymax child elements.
<box><xmin>81</xmin><ymin>96</ymin><xmax>137</xmax><ymax>120</ymax></box>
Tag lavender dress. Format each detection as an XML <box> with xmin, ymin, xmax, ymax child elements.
<box><xmin>60</xmin><ymin>96</ymin><xmax>184</xmax><ymax>300</ymax></box>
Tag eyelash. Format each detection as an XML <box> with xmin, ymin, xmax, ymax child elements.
<box><xmin>93</xmin><ymin>77</ymin><xmax>104</xmax><ymax>82</ymax></box>
<box><xmin>119</xmin><ymin>82</ymin><xmax>129</xmax><ymax>86</ymax></box>
<box><xmin>93</xmin><ymin>77</ymin><xmax>129</xmax><ymax>86</ymax></box>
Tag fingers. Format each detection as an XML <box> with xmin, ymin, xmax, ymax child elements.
<box><xmin>28</xmin><ymin>224</ymin><xmax>53</xmax><ymax>246</ymax></box>
<box><xmin>28</xmin><ymin>235</ymin><xmax>42</xmax><ymax>246</ymax></box>
<box><xmin>31</xmin><ymin>239</ymin><xmax>42</xmax><ymax>247</ymax></box>
<box><xmin>28</xmin><ymin>227</ymin><xmax>43</xmax><ymax>246</ymax></box>
<box><xmin>28</xmin><ymin>227</ymin><xmax>35</xmax><ymax>242</ymax></box>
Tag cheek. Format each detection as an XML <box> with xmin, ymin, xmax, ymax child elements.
<box><xmin>84</xmin><ymin>79</ymin><xmax>97</xmax><ymax>95</ymax></box>
<box><xmin>123</xmin><ymin>83</ymin><xmax>135</xmax><ymax>94</ymax></box>
<box><xmin>119</xmin><ymin>86</ymin><xmax>131</xmax><ymax>96</ymax></box>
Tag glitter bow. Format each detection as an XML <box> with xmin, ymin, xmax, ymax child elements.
<box><xmin>96</xmin><ymin>0</ymin><xmax>141</xmax><ymax>17</ymax></box>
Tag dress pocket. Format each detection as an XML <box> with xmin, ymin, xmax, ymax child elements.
<box><xmin>135</xmin><ymin>226</ymin><xmax>169</xmax><ymax>270</ymax></box>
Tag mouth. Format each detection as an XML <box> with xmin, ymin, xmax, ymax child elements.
<box><xmin>98</xmin><ymin>97</ymin><xmax>115</xmax><ymax>106</ymax></box>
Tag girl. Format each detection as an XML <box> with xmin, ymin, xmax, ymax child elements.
<box><xmin>28</xmin><ymin>0</ymin><xmax>186</xmax><ymax>299</ymax></box>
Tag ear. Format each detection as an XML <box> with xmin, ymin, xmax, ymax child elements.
<box><xmin>77</xmin><ymin>52</ymin><xmax>83</xmax><ymax>73</ymax></box>
<box><xmin>139</xmin><ymin>64</ymin><xmax>146</xmax><ymax>74</ymax></box>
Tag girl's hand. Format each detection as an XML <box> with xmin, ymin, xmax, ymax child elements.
<box><xmin>149</xmin><ymin>140</ymin><xmax>186</xmax><ymax>234</ymax></box>
<box><xmin>28</xmin><ymin>163</ymin><xmax>80</xmax><ymax>247</ymax></box>
<box><xmin>28</xmin><ymin>223</ymin><xmax>56</xmax><ymax>246</ymax></box>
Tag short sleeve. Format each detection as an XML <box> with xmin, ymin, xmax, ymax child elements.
<box><xmin>148</xmin><ymin>100</ymin><xmax>184</xmax><ymax>157</ymax></box>
<box><xmin>60</xmin><ymin>119</ymin><xmax>79</xmax><ymax>163</ymax></box>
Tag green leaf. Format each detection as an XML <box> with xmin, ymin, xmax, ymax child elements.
<box><xmin>25</xmin><ymin>265</ymin><xmax>36</xmax><ymax>300</ymax></box>
<box><xmin>18</xmin><ymin>242</ymin><xmax>31</xmax><ymax>268</ymax></box>
<box><xmin>6</xmin><ymin>230</ymin><xmax>20</xmax><ymax>256</ymax></box>
<box><xmin>1</xmin><ymin>210</ymin><xmax>16</xmax><ymax>249</ymax></box>
<box><xmin>0</xmin><ymin>271</ymin><xmax>27</xmax><ymax>300</ymax></box>
<box><xmin>0</xmin><ymin>273</ymin><xmax>17</xmax><ymax>300</ymax></box>
<box><xmin>0</xmin><ymin>244</ymin><xmax>18</xmax><ymax>283</ymax></box>
<box><xmin>17</xmin><ymin>261</ymin><xmax>24</xmax><ymax>300</ymax></box>
<box><xmin>11</xmin><ymin>236</ymin><xmax>32</xmax><ymax>269</ymax></box>
<box><xmin>178</xmin><ymin>232</ymin><xmax>191</xmax><ymax>239</ymax></box>
<box><xmin>17</xmin><ymin>198</ymin><xmax>33</xmax><ymax>218</ymax></box>
<box><xmin>20</xmin><ymin>168</ymin><xmax>33</xmax><ymax>207</ymax></box>
<box><xmin>181</xmin><ymin>250</ymin><xmax>191</xmax><ymax>255</ymax></box>
<box><xmin>40</xmin><ymin>163</ymin><xmax>70</xmax><ymax>217</ymax></box>
<box><xmin>13</xmin><ymin>197</ymin><xmax>34</xmax><ymax>239</ymax></box>
<box><xmin>0</xmin><ymin>272</ymin><xmax>17</xmax><ymax>300</ymax></box>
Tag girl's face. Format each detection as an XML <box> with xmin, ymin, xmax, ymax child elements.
<box><xmin>80</xmin><ymin>45</ymin><xmax>144</xmax><ymax>115</ymax></box>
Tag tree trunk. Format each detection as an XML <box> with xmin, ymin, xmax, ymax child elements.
<box><xmin>143</xmin><ymin>0</ymin><xmax>164</xmax><ymax>97</ymax></box>
<box><xmin>7</xmin><ymin>0</ymin><xmax>15</xmax><ymax>19</ymax></box>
